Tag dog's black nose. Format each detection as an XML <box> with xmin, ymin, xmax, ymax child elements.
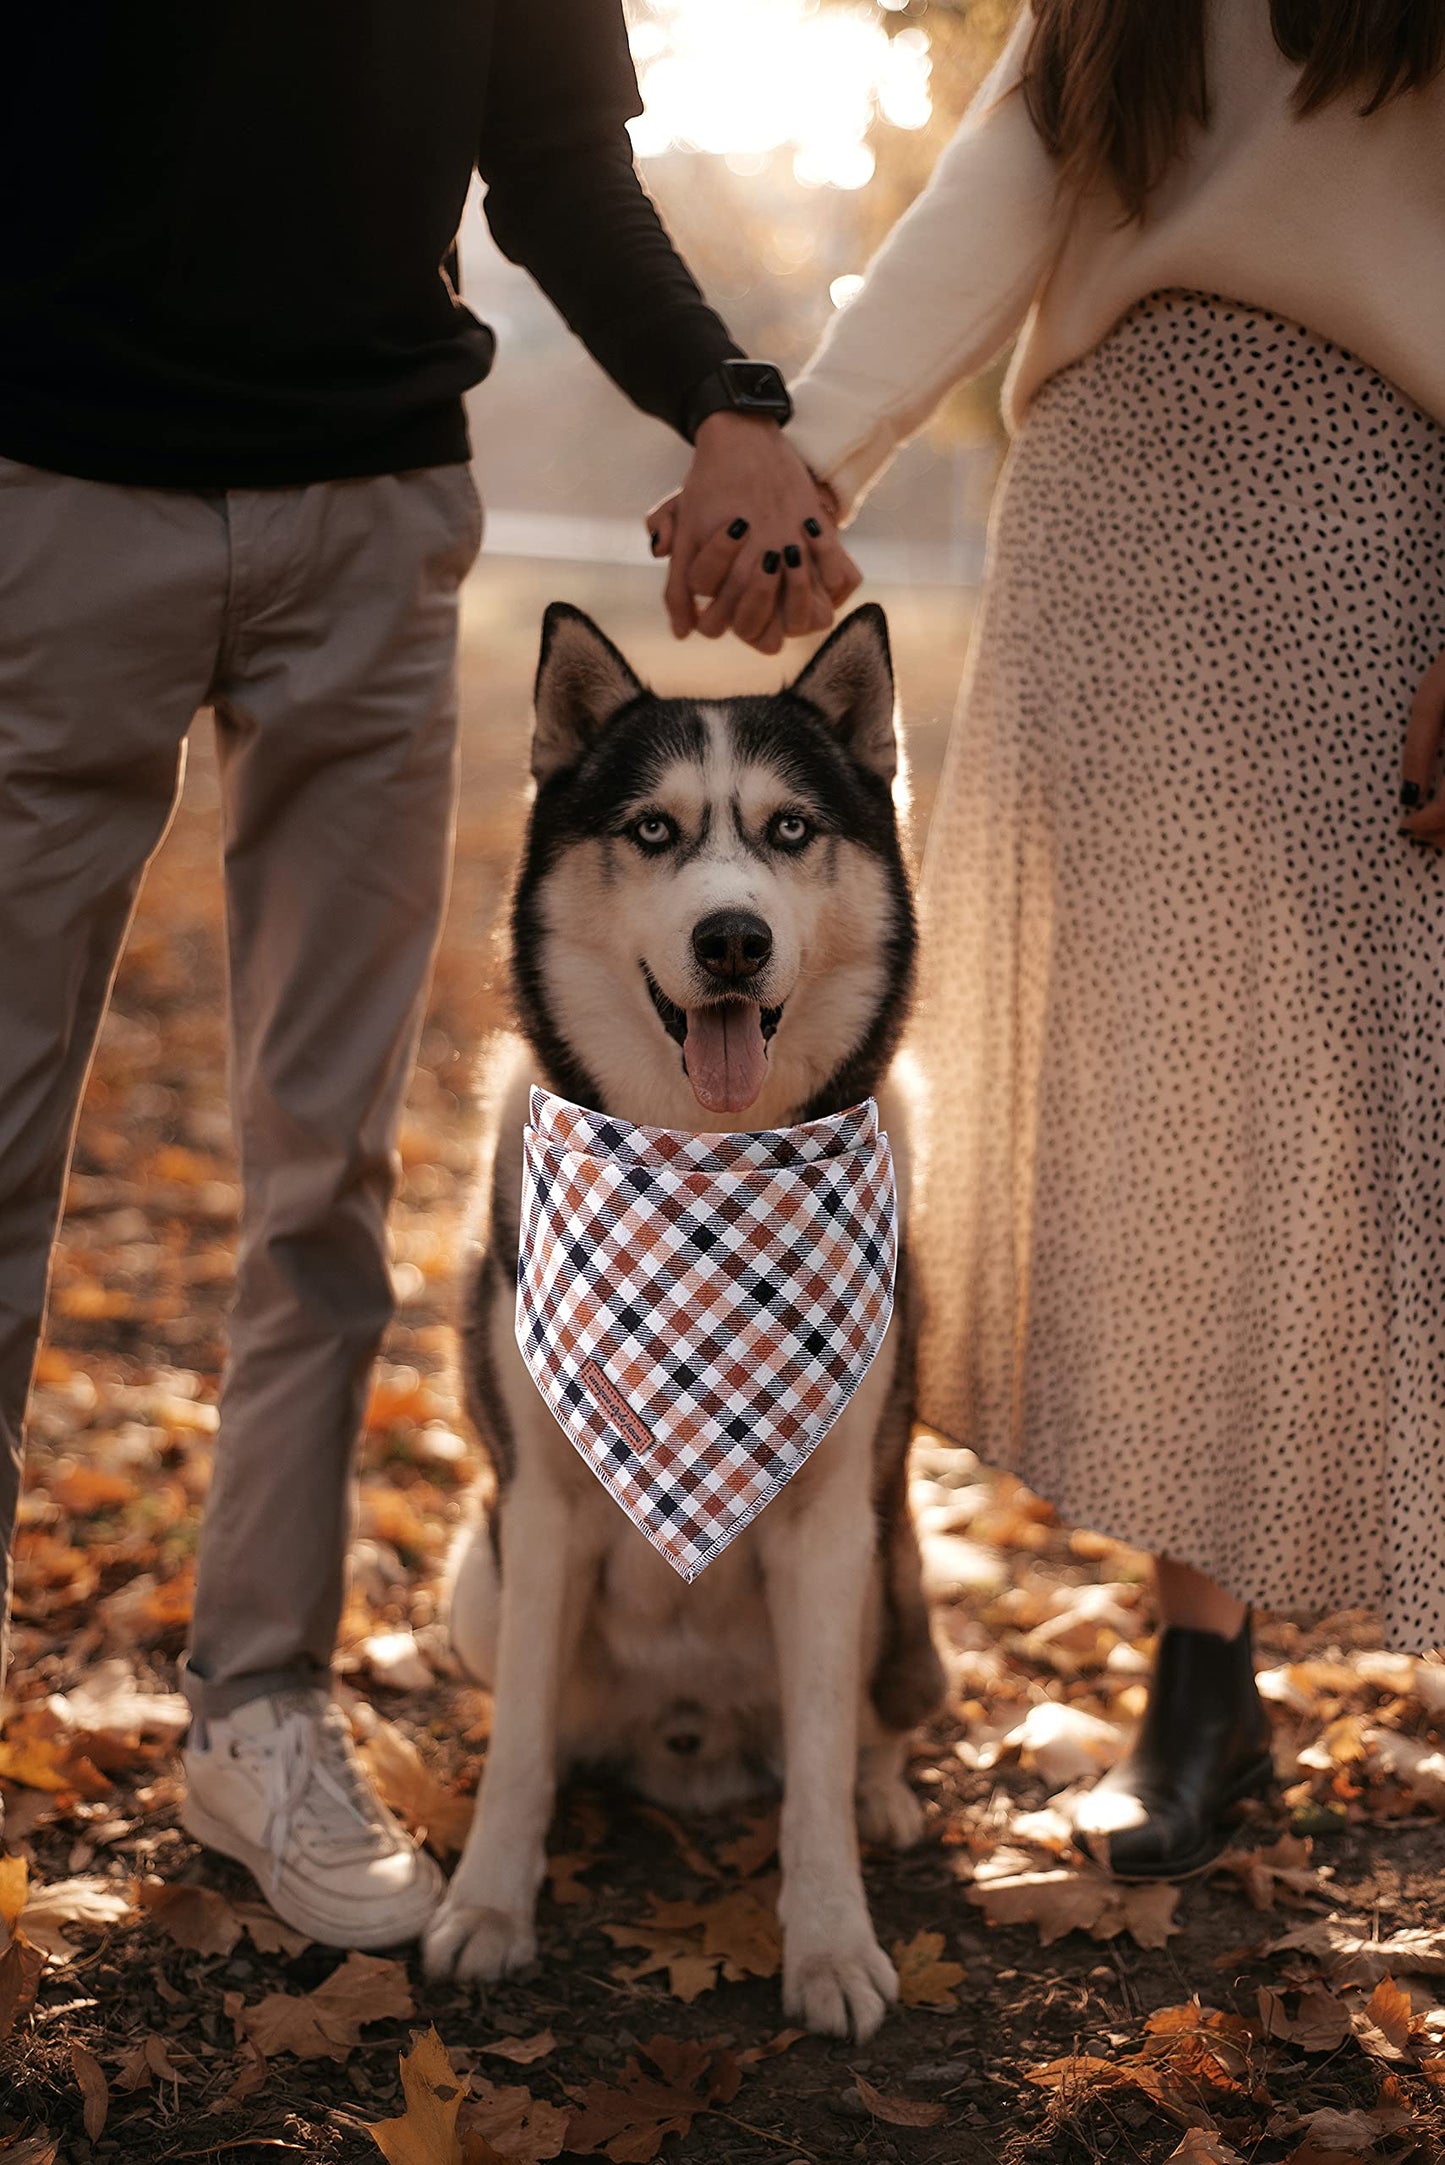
<box><xmin>692</xmin><ymin>909</ymin><xmax>772</xmax><ymax>983</ymax></box>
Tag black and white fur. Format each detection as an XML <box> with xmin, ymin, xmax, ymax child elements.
<box><xmin>423</xmin><ymin>604</ymin><xmax>944</xmax><ymax>2040</ymax></box>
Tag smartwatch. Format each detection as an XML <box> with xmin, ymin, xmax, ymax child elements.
<box><xmin>682</xmin><ymin>358</ymin><xmax>794</xmax><ymax>442</ymax></box>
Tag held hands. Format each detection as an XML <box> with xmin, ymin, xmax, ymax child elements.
<box><xmin>647</xmin><ymin>413</ymin><xmax>860</xmax><ymax>656</ymax></box>
<box><xmin>1401</xmin><ymin>649</ymin><xmax>1445</xmax><ymax>847</ymax></box>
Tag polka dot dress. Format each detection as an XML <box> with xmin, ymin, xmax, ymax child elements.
<box><xmin>910</xmin><ymin>290</ymin><xmax>1445</xmax><ymax>1651</ymax></box>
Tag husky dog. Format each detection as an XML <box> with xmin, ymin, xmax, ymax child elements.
<box><xmin>423</xmin><ymin>603</ymin><xmax>944</xmax><ymax>2040</ymax></box>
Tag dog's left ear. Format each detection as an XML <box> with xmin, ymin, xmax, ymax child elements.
<box><xmin>788</xmin><ymin>603</ymin><xmax>897</xmax><ymax>781</ymax></box>
<box><xmin>532</xmin><ymin>603</ymin><xmax>645</xmax><ymax>782</ymax></box>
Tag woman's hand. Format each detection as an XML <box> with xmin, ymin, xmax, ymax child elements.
<box><xmin>647</xmin><ymin>415</ymin><xmax>859</xmax><ymax>656</ymax></box>
<box><xmin>1401</xmin><ymin>649</ymin><xmax>1445</xmax><ymax>848</ymax></box>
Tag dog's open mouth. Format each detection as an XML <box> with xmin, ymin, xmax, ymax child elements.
<box><xmin>643</xmin><ymin>966</ymin><xmax>782</xmax><ymax>1117</ymax></box>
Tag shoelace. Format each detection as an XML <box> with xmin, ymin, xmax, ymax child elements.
<box><xmin>259</xmin><ymin>1702</ymin><xmax>383</xmax><ymax>1893</ymax></box>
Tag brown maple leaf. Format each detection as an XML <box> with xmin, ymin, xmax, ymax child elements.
<box><xmin>368</xmin><ymin>2027</ymin><xmax>466</xmax><ymax>2165</ymax></box>
<box><xmin>892</xmin><ymin>1929</ymin><xmax>966</xmax><ymax>2010</ymax></box>
<box><xmin>241</xmin><ymin>1949</ymin><xmax>414</xmax><ymax>2062</ymax></box>
<box><xmin>715</xmin><ymin>1811</ymin><xmax>778</xmax><ymax>1879</ymax></box>
<box><xmin>606</xmin><ymin>1886</ymin><xmax>781</xmax><ymax>2000</ymax></box>
<box><xmin>545</xmin><ymin>1852</ymin><xmax>596</xmax><ymax>1907</ymax></box>
<box><xmin>564</xmin><ymin>2036</ymin><xmax>740</xmax><ymax>2162</ymax></box>
<box><xmin>358</xmin><ymin>1719</ymin><xmax>475</xmax><ymax>1861</ymax></box>
<box><xmin>1256</xmin><ymin>1984</ymin><xmax>1352</xmax><ymax>2054</ymax></box>
<box><xmin>969</xmin><ymin>1865</ymin><xmax>1180</xmax><ymax>1950</ymax></box>
<box><xmin>460</xmin><ymin>2074</ymin><xmax>571</xmax><ymax>2162</ymax></box>
<box><xmin>138</xmin><ymin>1877</ymin><xmax>243</xmax><ymax>1957</ymax></box>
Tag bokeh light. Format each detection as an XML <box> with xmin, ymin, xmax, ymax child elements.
<box><xmin>627</xmin><ymin>0</ymin><xmax>932</xmax><ymax>189</ymax></box>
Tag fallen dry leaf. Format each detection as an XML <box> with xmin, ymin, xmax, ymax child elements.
<box><xmin>545</xmin><ymin>1852</ymin><xmax>596</xmax><ymax>1907</ymax></box>
<box><xmin>1256</xmin><ymin>1984</ymin><xmax>1351</xmax><ymax>2053</ymax></box>
<box><xmin>564</xmin><ymin>2036</ymin><xmax>741</xmax><ymax>2163</ymax></box>
<box><xmin>0</xmin><ymin>2136</ymin><xmax>60</xmax><ymax>2165</ymax></box>
<box><xmin>359</xmin><ymin>1719</ymin><xmax>474</xmax><ymax>1861</ymax></box>
<box><xmin>1213</xmin><ymin>1835</ymin><xmax>1335</xmax><ymax>1912</ymax></box>
<box><xmin>0</xmin><ymin>1851</ymin><xmax>29</xmax><ymax>1933</ymax></box>
<box><xmin>59</xmin><ymin>1659</ymin><xmax>190</xmax><ymax>1743</ymax></box>
<box><xmin>138</xmin><ymin>1877</ymin><xmax>242</xmax><ymax>1957</ymax></box>
<box><xmin>20</xmin><ymin>1874</ymin><xmax>135</xmax><ymax>1963</ymax></box>
<box><xmin>241</xmin><ymin>1949</ymin><xmax>415</xmax><ymax>2062</ymax></box>
<box><xmin>462</xmin><ymin>2075</ymin><xmax>570</xmax><ymax>2163</ymax></box>
<box><xmin>70</xmin><ymin>2042</ymin><xmax>109</xmax><ymax>2140</ymax></box>
<box><xmin>1352</xmin><ymin>1975</ymin><xmax>1413</xmax><ymax>2061</ymax></box>
<box><xmin>969</xmin><ymin>1866</ymin><xmax>1180</xmax><ymax>1950</ymax></box>
<box><xmin>369</xmin><ymin>2027</ymin><xmax>466</xmax><ymax>2165</ymax></box>
<box><xmin>1268</xmin><ymin>1917</ymin><xmax>1445</xmax><ymax>1986</ymax></box>
<box><xmin>735</xmin><ymin>2029</ymin><xmax>806</xmax><ymax>2067</ymax></box>
<box><xmin>361</xmin><ymin>1629</ymin><xmax>434</xmax><ymax>1694</ymax></box>
<box><xmin>854</xmin><ymin>2074</ymin><xmax>947</xmax><ymax>2129</ymax></box>
<box><xmin>715</xmin><ymin>1812</ymin><xmax>778</xmax><ymax>1879</ymax></box>
<box><xmin>892</xmin><ymin>1929</ymin><xmax>966</xmax><ymax>2010</ymax></box>
<box><xmin>1167</xmin><ymin>2134</ymin><xmax>1244</xmax><ymax>2164</ymax></box>
<box><xmin>0</xmin><ymin>1707</ymin><xmax>111</xmax><ymax>1797</ymax></box>
<box><xmin>0</xmin><ymin>1930</ymin><xmax>45</xmax><ymax>2042</ymax></box>
<box><xmin>114</xmin><ymin>2032</ymin><xmax>189</xmax><ymax>2091</ymax></box>
<box><xmin>1009</xmin><ymin>1700</ymin><xmax>1126</xmax><ymax>1788</ymax></box>
<box><xmin>478</xmin><ymin>2031</ymin><xmax>557</xmax><ymax>2065</ymax></box>
<box><xmin>635</xmin><ymin>1804</ymin><xmax>723</xmax><ymax>1881</ymax></box>
<box><xmin>1363</xmin><ymin>1726</ymin><xmax>1445</xmax><ymax>1811</ymax></box>
<box><xmin>607</xmin><ymin>1887</ymin><xmax>782</xmax><ymax>2001</ymax></box>
<box><xmin>230</xmin><ymin>1899</ymin><xmax>312</xmax><ymax>1958</ymax></box>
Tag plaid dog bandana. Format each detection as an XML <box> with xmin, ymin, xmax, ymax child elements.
<box><xmin>516</xmin><ymin>1088</ymin><xmax>897</xmax><ymax>1580</ymax></box>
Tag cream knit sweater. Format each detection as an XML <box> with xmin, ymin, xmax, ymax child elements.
<box><xmin>788</xmin><ymin>0</ymin><xmax>1445</xmax><ymax>518</ymax></box>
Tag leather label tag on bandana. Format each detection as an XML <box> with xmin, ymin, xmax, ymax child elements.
<box><xmin>515</xmin><ymin>1088</ymin><xmax>898</xmax><ymax>1581</ymax></box>
<box><xmin>580</xmin><ymin>1355</ymin><xmax>653</xmax><ymax>1456</ymax></box>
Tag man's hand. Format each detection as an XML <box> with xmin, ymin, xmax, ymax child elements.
<box><xmin>649</xmin><ymin>414</ymin><xmax>860</xmax><ymax>655</ymax></box>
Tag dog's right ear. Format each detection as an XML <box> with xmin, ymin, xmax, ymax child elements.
<box><xmin>532</xmin><ymin>603</ymin><xmax>645</xmax><ymax>782</ymax></box>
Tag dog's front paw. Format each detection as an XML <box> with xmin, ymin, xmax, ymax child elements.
<box><xmin>784</xmin><ymin>1922</ymin><xmax>898</xmax><ymax>2042</ymax></box>
<box><xmin>856</xmin><ymin>1773</ymin><xmax>925</xmax><ymax>1851</ymax></box>
<box><xmin>423</xmin><ymin>1894</ymin><xmax>537</xmax><ymax>1984</ymax></box>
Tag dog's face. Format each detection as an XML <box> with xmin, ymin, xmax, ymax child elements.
<box><xmin>511</xmin><ymin>603</ymin><xmax>916</xmax><ymax>1130</ymax></box>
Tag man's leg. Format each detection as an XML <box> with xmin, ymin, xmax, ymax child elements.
<box><xmin>181</xmin><ymin>466</ymin><xmax>480</xmax><ymax>1945</ymax></box>
<box><xmin>0</xmin><ymin>462</ymin><xmax>225</xmax><ymax>1684</ymax></box>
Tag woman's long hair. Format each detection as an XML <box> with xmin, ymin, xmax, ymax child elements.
<box><xmin>1023</xmin><ymin>0</ymin><xmax>1445</xmax><ymax>216</ymax></box>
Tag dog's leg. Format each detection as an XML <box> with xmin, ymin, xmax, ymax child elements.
<box><xmin>856</xmin><ymin>1730</ymin><xmax>925</xmax><ymax>1850</ymax></box>
<box><xmin>757</xmin><ymin>1424</ymin><xmax>898</xmax><ymax>2042</ymax></box>
<box><xmin>423</xmin><ymin>1467</ymin><xmax>582</xmax><ymax>1982</ymax></box>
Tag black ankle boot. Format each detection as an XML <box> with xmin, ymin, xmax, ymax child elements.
<box><xmin>1074</xmin><ymin>1614</ymin><xmax>1274</xmax><ymax>1881</ymax></box>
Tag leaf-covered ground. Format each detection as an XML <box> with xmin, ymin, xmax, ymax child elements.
<box><xmin>3</xmin><ymin>563</ymin><xmax>1444</xmax><ymax>2165</ymax></box>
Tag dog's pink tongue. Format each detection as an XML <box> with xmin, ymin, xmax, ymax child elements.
<box><xmin>683</xmin><ymin>1003</ymin><xmax>768</xmax><ymax>1115</ymax></box>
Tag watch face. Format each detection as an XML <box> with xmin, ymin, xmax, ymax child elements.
<box><xmin>725</xmin><ymin>360</ymin><xmax>789</xmax><ymax>409</ymax></box>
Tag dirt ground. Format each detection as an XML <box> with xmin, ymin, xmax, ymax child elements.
<box><xmin>3</xmin><ymin>560</ymin><xmax>1444</xmax><ymax>2165</ymax></box>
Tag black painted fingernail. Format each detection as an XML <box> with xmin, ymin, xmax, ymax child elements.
<box><xmin>784</xmin><ymin>544</ymin><xmax>803</xmax><ymax>569</ymax></box>
<box><xmin>1401</xmin><ymin>781</ymin><xmax>1424</xmax><ymax>809</ymax></box>
<box><xmin>762</xmin><ymin>550</ymin><xmax>781</xmax><ymax>574</ymax></box>
<box><xmin>803</xmin><ymin>517</ymin><xmax>822</xmax><ymax>538</ymax></box>
<box><xmin>728</xmin><ymin>517</ymin><xmax>749</xmax><ymax>540</ymax></box>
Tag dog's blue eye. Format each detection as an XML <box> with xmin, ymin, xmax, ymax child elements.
<box><xmin>770</xmin><ymin>813</ymin><xmax>812</xmax><ymax>850</ymax></box>
<box><xmin>631</xmin><ymin>814</ymin><xmax>676</xmax><ymax>852</ymax></box>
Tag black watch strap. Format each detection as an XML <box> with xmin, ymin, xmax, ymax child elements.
<box><xmin>682</xmin><ymin>358</ymin><xmax>793</xmax><ymax>443</ymax></box>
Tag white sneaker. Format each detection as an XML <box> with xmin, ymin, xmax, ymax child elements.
<box><xmin>181</xmin><ymin>1688</ymin><xmax>443</xmax><ymax>1949</ymax></box>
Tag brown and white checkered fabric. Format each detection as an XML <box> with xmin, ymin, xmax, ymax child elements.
<box><xmin>516</xmin><ymin>1087</ymin><xmax>897</xmax><ymax>1580</ymax></box>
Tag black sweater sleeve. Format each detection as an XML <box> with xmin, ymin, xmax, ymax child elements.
<box><xmin>477</xmin><ymin>0</ymin><xmax>743</xmax><ymax>437</ymax></box>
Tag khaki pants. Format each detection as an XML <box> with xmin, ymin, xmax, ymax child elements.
<box><xmin>0</xmin><ymin>457</ymin><xmax>482</xmax><ymax>1715</ymax></box>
